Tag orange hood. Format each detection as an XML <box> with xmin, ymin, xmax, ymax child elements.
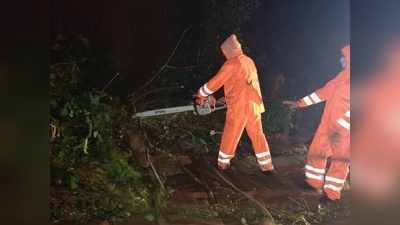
<box><xmin>221</xmin><ymin>34</ymin><xmax>243</xmax><ymax>59</ymax></box>
<box><xmin>341</xmin><ymin>44</ymin><xmax>350</xmax><ymax>65</ymax></box>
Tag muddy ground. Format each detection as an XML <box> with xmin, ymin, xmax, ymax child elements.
<box><xmin>55</xmin><ymin>137</ymin><xmax>351</xmax><ymax>225</ymax></box>
<box><xmin>121</xmin><ymin>142</ymin><xmax>350</xmax><ymax>225</ymax></box>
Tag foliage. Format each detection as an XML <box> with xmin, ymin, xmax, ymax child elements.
<box><xmin>131</xmin><ymin>0</ymin><xmax>262</xmax><ymax>107</ymax></box>
<box><xmin>271</xmin><ymin>197</ymin><xmax>344</xmax><ymax>225</ymax></box>
<box><xmin>105</xmin><ymin>150</ymin><xmax>142</xmax><ymax>184</ymax></box>
<box><xmin>49</xmin><ymin>34</ymin><xmax>165</xmax><ymax>224</ymax></box>
<box><xmin>263</xmin><ymin>100</ymin><xmax>296</xmax><ymax>135</ymax></box>
<box><xmin>138</xmin><ymin>111</ymin><xmax>220</xmax><ymax>155</ymax></box>
<box><xmin>201</xmin><ymin>0</ymin><xmax>261</xmax><ymax>59</ymax></box>
<box><xmin>49</xmin><ymin>2</ymin><xmax>296</xmax><ymax>223</ymax></box>
<box><xmin>169</xmin><ymin>197</ymin><xmax>346</xmax><ymax>225</ymax></box>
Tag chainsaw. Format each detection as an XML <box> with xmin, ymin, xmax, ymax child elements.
<box><xmin>132</xmin><ymin>96</ymin><xmax>227</xmax><ymax>118</ymax></box>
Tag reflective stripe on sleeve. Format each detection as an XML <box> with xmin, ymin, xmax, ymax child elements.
<box><xmin>345</xmin><ymin>111</ymin><xmax>350</xmax><ymax>117</ymax></box>
<box><xmin>305</xmin><ymin>165</ymin><xmax>326</xmax><ymax>174</ymax></box>
<box><xmin>199</xmin><ymin>87</ymin><xmax>208</xmax><ymax>97</ymax></box>
<box><xmin>302</xmin><ymin>96</ymin><xmax>313</xmax><ymax>106</ymax></box>
<box><xmin>337</xmin><ymin>118</ymin><xmax>350</xmax><ymax>130</ymax></box>
<box><xmin>310</xmin><ymin>92</ymin><xmax>322</xmax><ymax>103</ymax></box>
<box><xmin>203</xmin><ymin>83</ymin><xmax>213</xmax><ymax>95</ymax></box>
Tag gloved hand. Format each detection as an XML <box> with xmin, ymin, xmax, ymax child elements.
<box><xmin>217</xmin><ymin>96</ymin><xmax>226</xmax><ymax>104</ymax></box>
<box><xmin>193</xmin><ymin>94</ymin><xmax>207</xmax><ymax>106</ymax></box>
<box><xmin>194</xmin><ymin>95</ymin><xmax>216</xmax><ymax>107</ymax></box>
<box><xmin>209</xmin><ymin>95</ymin><xmax>216</xmax><ymax>110</ymax></box>
<box><xmin>282</xmin><ymin>100</ymin><xmax>299</xmax><ymax>109</ymax></box>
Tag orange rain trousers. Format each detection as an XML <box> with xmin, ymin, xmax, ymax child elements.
<box><xmin>298</xmin><ymin>46</ymin><xmax>350</xmax><ymax>200</ymax></box>
<box><xmin>197</xmin><ymin>34</ymin><xmax>273</xmax><ymax>171</ymax></box>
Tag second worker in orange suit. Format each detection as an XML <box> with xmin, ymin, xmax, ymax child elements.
<box><xmin>195</xmin><ymin>34</ymin><xmax>275</xmax><ymax>173</ymax></box>
<box><xmin>283</xmin><ymin>45</ymin><xmax>350</xmax><ymax>201</ymax></box>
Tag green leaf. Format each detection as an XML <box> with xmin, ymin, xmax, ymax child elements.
<box><xmin>70</xmin><ymin>175</ymin><xmax>79</xmax><ymax>190</ymax></box>
<box><xmin>145</xmin><ymin>213</ymin><xmax>155</xmax><ymax>221</ymax></box>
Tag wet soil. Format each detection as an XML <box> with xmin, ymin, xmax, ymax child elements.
<box><xmin>63</xmin><ymin>142</ymin><xmax>350</xmax><ymax>225</ymax></box>
<box><xmin>122</xmin><ymin>151</ymin><xmax>350</xmax><ymax>225</ymax></box>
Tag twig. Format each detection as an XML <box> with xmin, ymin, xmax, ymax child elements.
<box><xmin>180</xmin><ymin>164</ymin><xmax>216</xmax><ymax>203</ymax></box>
<box><xmin>50</xmin><ymin>62</ymin><xmax>77</xmax><ymax>68</ymax></box>
<box><xmin>143</xmin><ymin>132</ymin><xmax>166</xmax><ymax>191</ymax></box>
<box><xmin>50</xmin><ymin>124</ymin><xmax>57</xmax><ymax>139</ymax></box>
<box><xmin>131</xmin><ymin>86</ymin><xmax>183</xmax><ymax>104</ymax></box>
<box><xmin>164</xmin><ymin>65</ymin><xmax>200</xmax><ymax>70</ymax></box>
<box><xmin>130</xmin><ymin>27</ymin><xmax>192</xmax><ymax>97</ymax></box>
<box><xmin>200</xmin><ymin>146</ymin><xmax>276</xmax><ymax>224</ymax></box>
<box><xmin>101</xmin><ymin>72</ymin><xmax>120</xmax><ymax>92</ymax></box>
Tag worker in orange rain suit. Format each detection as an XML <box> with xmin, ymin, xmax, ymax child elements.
<box><xmin>194</xmin><ymin>34</ymin><xmax>275</xmax><ymax>173</ymax></box>
<box><xmin>283</xmin><ymin>45</ymin><xmax>350</xmax><ymax>201</ymax></box>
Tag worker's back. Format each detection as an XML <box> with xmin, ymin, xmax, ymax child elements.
<box><xmin>222</xmin><ymin>54</ymin><xmax>264</xmax><ymax>113</ymax></box>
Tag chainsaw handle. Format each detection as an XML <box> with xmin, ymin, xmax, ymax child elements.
<box><xmin>193</xmin><ymin>96</ymin><xmax>215</xmax><ymax>116</ymax></box>
<box><xmin>193</xmin><ymin>97</ymin><xmax>200</xmax><ymax>115</ymax></box>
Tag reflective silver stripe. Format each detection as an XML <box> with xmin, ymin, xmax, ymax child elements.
<box><xmin>203</xmin><ymin>83</ymin><xmax>213</xmax><ymax>95</ymax></box>
<box><xmin>305</xmin><ymin>172</ymin><xmax>324</xmax><ymax>181</ymax></box>
<box><xmin>258</xmin><ymin>159</ymin><xmax>272</xmax><ymax>165</ymax></box>
<box><xmin>324</xmin><ymin>184</ymin><xmax>342</xmax><ymax>192</ymax></box>
<box><xmin>345</xmin><ymin>111</ymin><xmax>350</xmax><ymax>117</ymax></box>
<box><xmin>256</xmin><ymin>151</ymin><xmax>270</xmax><ymax>158</ymax></box>
<box><xmin>219</xmin><ymin>151</ymin><xmax>234</xmax><ymax>158</ymax></box>
<box><xmin>337</xmin><ymin>118</ymin><xmax>350</xmax><ymax>130</ymax></box>
<box><xmin>302</xmin><ymin>96</ymin><xmax>313</xmax><ymax>106</ymax></box>
<box><xmin>218</xmin><ymin>158</ymin><xmax>231</xmax><ymax>164</ymax></box>
<box><xmin>199</xmin><ymin>87</ymin><xmax>208</xmax><ymax>97</ymax></box>
<box><xmin>310</xmin><ymin>92</ymin><xmax>322</xmax><ymax>103</ymax></box>
<box><xmin>305</xmin><ymin>165</ymin><xmax>325</xmax><ymax>174</ymax></box>
<box><xmin>325</xmin><ymin>176</ymin><xmax>346</xmax><ymax>184</ymax></box>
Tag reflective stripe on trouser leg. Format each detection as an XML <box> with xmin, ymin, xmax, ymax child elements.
<box><xmin>219</xmin><ymin>108</ymin><xmax>247</xmax><ymax>167</ymax></box>
<box><xmin>218</xmin><ymin>151</ymin><xmax>234</xmax><ymax>167</ymax></box>
<box><xmin>324</xmin><ymin>159</ymin><xmax>349</xmax><ymax>200</ymax></box>
<box><xmin>324</xmin><ymin>131</ymin><xmax>350</xmax><ymax>200</ymax></box>
<box><xmin>324</xmin><ymin>177</ymin><xmax>346</xmax><ymax>200</ymax></box>
<box><xmin>305</xmin><ymin>164</ymin><xmax>325</xmax><ymax>188</ymax></box>
<box><xmin>245</xmin><ymin>107</ymin><xmax>274</xmax><ymax>171</ymax></box>
<box><xmin>256</xmin><ymin>151</ymin><xmax>273</xmax><ymax>171</ymax></box>
<box><xmin>305</xmin><ymin>126</ymin><xmax>330</xmax><ymax>189</ymax></box>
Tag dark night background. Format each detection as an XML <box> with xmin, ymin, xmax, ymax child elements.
<box><xmin>50</xmin><ymin>0</ymin><xmax>349</xmax><ymax>133</ymax></box>
<box><xmin>51</xmin><ymin>0</ymin><xmax>349</xmax><ymax>96</ymax></box>
<box><xmin>3</xmin><ymin>1</ymin><xmax>400</xmax><ymax>225</ymax></box>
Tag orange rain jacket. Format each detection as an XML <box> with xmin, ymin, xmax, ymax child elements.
<box><xmin>296</xmin><ymin>45</ymin><xmax>350</xmax><ymax>200</ymax></box>
<box><xmin>197</xmin><ymin>34</ymin><xmax>273</xmax><ymax>171</ymax></box>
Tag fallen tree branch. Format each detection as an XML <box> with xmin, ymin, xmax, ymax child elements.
<box><xmin>200</xmin><ymin>147</ymin><xmax>276</xmax><ymax>224</ymax></box>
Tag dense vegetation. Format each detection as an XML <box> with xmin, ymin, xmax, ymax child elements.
<box><xmin>49</xmin><ymin>1</ymin><xmax>299</xmax><ymax>224</ymax></box>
